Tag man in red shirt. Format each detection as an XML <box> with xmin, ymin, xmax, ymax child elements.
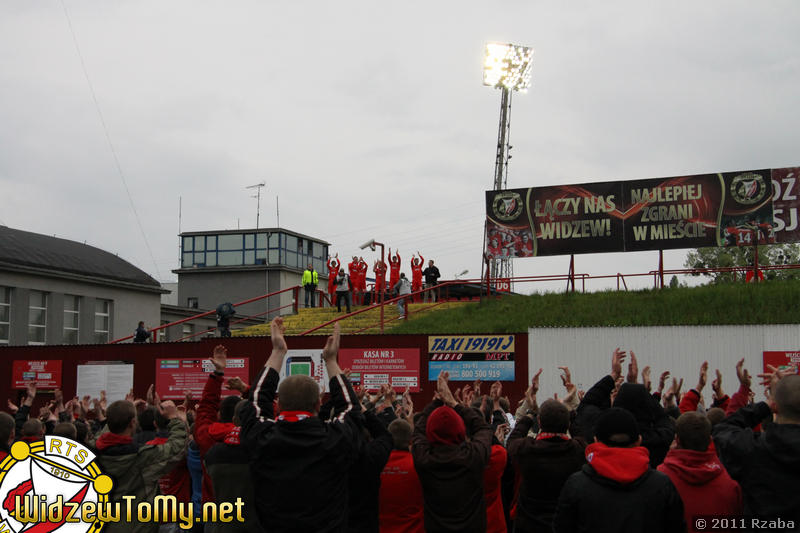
<box><xmin>348</xmin><ymin>256</ymin><xmax>361</xmax><ymax>305</ymax></box>
<box><xmin>410</xmin><ymin>253</ymin><xmax>424</xmax><ymax>303</ymax></box>
<box><xmin>374</xmin><ymin>260</ymin><xmax>387</xmax><ymax>300</ymax></box>
<box><xmin>327</xmin><ymin>254</ymin><xmax>341</xmax><ymax>305</ymax></box>
<box><xmin>388</xmin><ymin>249</ymin><xmax>402</xmax><ymax>290</ymax></box>
<box><xmin>380</xmin><ymin>419</ymin><xmax>424</xmax><ymax>533</ymax></box>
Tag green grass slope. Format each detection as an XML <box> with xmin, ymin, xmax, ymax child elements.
<box><xmin>390</xmin><ymin>281</ymin><xmax>800</xmax><ymax>334</ymax></box>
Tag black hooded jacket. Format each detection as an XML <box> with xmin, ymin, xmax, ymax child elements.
<box><xmin>713</xmin><ymin>401</ymin><xmax>800</xmax><ymax>524</ymax></box>
<box><xmin>553</xmin><ymin>443</ymin><xmax>686</xmax><ymax>533</ymax></box>
<box><xmin>575</xmin><ymin>376</ymin><xmax>675</xmax><ymax>467</ymax></box>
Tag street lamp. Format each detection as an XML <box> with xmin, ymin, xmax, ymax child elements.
<box><xmin>483</xmin><ymin>42</ymin><xmax>533</xmax><ymax>284</ymax></box>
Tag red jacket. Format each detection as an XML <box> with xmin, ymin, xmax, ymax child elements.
<box><xmin>379</xmin><ymin>450</ymin><xmax>424</xmax><ymax>533</ymax></box>
<box><xmin>194</xmin><ymin>372</ymin><xmax>224</xmax><ymax>503</ymax></box>
<box><xmin>483</xmin><ymin>444</ymin><xmax>507</xmax><ymax>533</ymax></box>
<box><xmin>658</xmin><ymin>448</ymin><xmax>742</xmax><ymax>532</ymax></box>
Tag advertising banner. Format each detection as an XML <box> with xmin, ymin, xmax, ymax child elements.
<box><xmin>763</xmin><ymin>350</ymin><xmax>800</xmax><ymax>375</ymax></box>
<box><xmin>12</xmin><ymin>360</ymin><xmax>62</xmax><ymax>389</ymax></box>
<box><xmin>427</xmin><ymin>335</ymin><xmax>515</xmax><ymax>382</ymax></box>
<box><xmin>338</xmin><ymin>348</ymin><xmax>420</xmax><ymax>392</ymax></box>
<box><xmin>771</xmin><ymin>167</ymin><xmax>800</xmax><ymax>244</ymax></box>
<box><xmin>486</xmin><ymin>167</ymin><xmax>781</xmax><ymax>257</ymax></box>
<box><xmin>156</xmin><ymin>358</ymin><xmax>250</xmax><ymax>400</ymax></box>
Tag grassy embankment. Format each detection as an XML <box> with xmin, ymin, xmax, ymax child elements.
<box><xmin>389</xmin><ymin>281</ymin><xmax>800</xmax><ymax>334</ymax></box>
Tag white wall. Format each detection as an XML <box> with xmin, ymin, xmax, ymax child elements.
<box><xmin>528</xmin><ymin>325</ymin><xmax>800</xmax><ymax>403</ymax></box>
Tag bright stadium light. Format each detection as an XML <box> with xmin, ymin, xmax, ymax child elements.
<box><xmin>483</xmin><ymin>42</ymin><xmax>534</xmax><ymax>92</ymax></box>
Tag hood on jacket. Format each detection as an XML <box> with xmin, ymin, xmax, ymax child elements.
<box><xmin>659</xmin><ymin>448</ymin><xmax>725</xmax><ymax>485</ymax></box>
<box><xmin>585</xmin><ymin>442</ymin><xmax>650</xmax><ymax>485</ymax></box>
<box><xmin>614</xmin><ymin>384</ymin><xmax>656</xmax><ymax>425</ymax></box>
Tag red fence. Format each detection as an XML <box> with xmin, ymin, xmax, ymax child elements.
<box><xmin>0</xmin><ymin>332</ymin><xmax>530</xmax><ymax>415</ymax></box>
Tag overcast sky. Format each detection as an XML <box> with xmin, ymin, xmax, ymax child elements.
<box><xmin>2</xmin><ymin>2</ymin><xmax>798</xmax><ymax>292</ymax></box>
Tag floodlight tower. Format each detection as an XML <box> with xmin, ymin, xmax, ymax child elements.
<box><xmin>483</xmin><ymin>42</ymin><xmax>533</xmax><ymax>282</ymax></box>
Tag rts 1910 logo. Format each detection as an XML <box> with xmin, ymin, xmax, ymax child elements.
<box><xmin>0</xmin><ymin>436</ymin><xmax>112</xmax><ymax>532</ymax></box>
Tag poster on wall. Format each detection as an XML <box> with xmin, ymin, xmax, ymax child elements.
<box><xmin>763</xmin><ymin>351</ymin><xmax>800</xmax><ymax>375</ymax></box>
<box><xmin>12</xmin><ymin>360</ymin><xmax>62</xmax><ymax>389</ymax></box>
<box><xmin>427</xmin><ymin>335</ymin><xmax>515</xmax><ymax>381</ymax></box>
<box><xmin>279</xmin><ymin>350</ymin><xmax>330</xmax><ymax>393</ymax></box>
<box><xmin>156</xmin><ymin>357</ymin><xmax>250</xmax><ymax>400</ymax></box>
<box><xmin>486</xmin><ymin>167</ymin><xmax>783</xmax><ymax>257</ymax></box>
<box><xmin>338</xmin><ymin>348</ymin><xmax>420</xmax><ymax>392</ymax></box>
<box><xmin>77</xmin><ymin>363</ymin><xmax>134</xmax><ymax>403</ymax></box>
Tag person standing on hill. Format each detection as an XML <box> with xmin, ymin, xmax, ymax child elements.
<box><xmin>422</xmin><ymin>260</ymin><xmax>441</xmax><ymax>303</ymax></box>
<box><xmin>302</xmin><ymin>264</ymin><xmax>319</xmax><ymax>308</ymax></box>
<box><xmin>410</xmin><ymin>252</ymin><xmax>424</xmax><ymax>303</ymax></box>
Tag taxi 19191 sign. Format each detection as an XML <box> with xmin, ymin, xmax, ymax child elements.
<box><xmin>428</xmin><ymin>335</ymin><xmax>515</xmax><ymax>381</ymax></box>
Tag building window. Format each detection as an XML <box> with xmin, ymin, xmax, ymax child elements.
<box><xmin>94</xmin><ymin>299</ymin><xmax>111</xmax><ymax>343</ymax></box>
<box><xmin>0</xmin><ymin>287</ymin><xmax>10</xmax><ymax>345</ymax></box>
<box><xmin>63</xmin><ymin>295</ymin><xmax>80</xmax><ymax>344</ymax></box>
<box><xmin>182</xmin><ymin>323</ymin><xmax>194</xmax><ymax>341</ymax></box>
<box><xmin>187</xmin><ymin>297</ymin><xmax>199</xmax><ymax>309</ymax></box>
<box><xmin>158</xmin><ymin>320</ymin><xmax>168</xmax><ymax>342</ymax></box>
<box><xmin>28</xmin><ymin>291</ymin><xmax>47</xmax><ymax>345</ymax></box>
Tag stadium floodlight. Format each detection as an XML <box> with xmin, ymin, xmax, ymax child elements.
<box><xmin>359</xmin><ymin>239</ymin><xmax>377</xmax><ymax>251</ymax></box>
<box><xmin>483</xmin><ymin>42</ymin><xmax>534</xmax><ymax>92</ymax></box>
<box><xmin>483</xmin><ymin>41</ymin><xmax>533</xmax><ymax>289</ymax></box>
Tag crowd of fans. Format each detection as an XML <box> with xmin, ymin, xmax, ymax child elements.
<box><xmin>2</xmin><ymin>322</ymin><xmax>799</xmax><ymax>532</ymax></box>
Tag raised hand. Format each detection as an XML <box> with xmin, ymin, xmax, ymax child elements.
<box><xmin>489</xmin><ymin>381</ymin><xmax>502</xmax><ymax>403</ymax></box>
<box><xmin>697</xmin><ymin>361</ymin><xmax>709</xmax><ymax>392</ymax></box>
<box><xmin>210</xmin><ymin>345</ymin><xmax>228</xmax><ymax>372</ymax></box>
<box><xmin>736</xmin><ymin>358</ymin><xmax>752</xmax><ymax>389</ymax></box>
<box><xmin>7</xmin><ymin>399</ymin><xmax>18</xmax><ymax>414</ymax></box>
<box><xmin>494</xmin><ymin>423</ymin><xmax>510</xmax><ymax>443</ymax></box>
<box><xmin>642</xmin><ymin>366</ymin><xmax>652</xmax><ymax>392</ymax></box>
<box><xmin>23</xmin><ymin>382</ymin><xmax>37</xmax><ymax>407</ymax></box>
<box><xmin>437</xmin><ymin>371</ymin><xmax>457</xmax><ymax>407</ymax></box>
<box><xmin>146</xmin><ymin>384</ymin><xmax>156</xmax><ymax>406</ymax></box>
<box><xmin>758</xmin><ymin>364</ymin><xmax>789</xmax><ymax>398</ymax></box>
<box><xmin>321</xmin><ymin>322</ymin><xmax>341</xmax><ymax>362</ymax></box>
<box><xmin>270</xmin><ymin>317</ymin><xmax>288</xmax><ymax>354</ymax></box>
<box><xmin>226</xmin><ymin>377</ymin><xmax>248</xmax><ymax>393</ymax></box>
<box><xmin>558</xmin><ymin>366</ymin><xmax>575</xmax><ymax>393</ymax></box>
<box><xmin>658</xmin><ymin>371</ymin><xmax>671</xmax><ymax>394</ymax></box>
<box><xmin>611</xmin><ymin>348</ymin><xmax>627</xmax><ymax>381</ymax></box>
<box><xmin>711</xmin><ymin>369</ymin><xmax>724</xmax><ymax>399</ymax></box>
<box><xmin>626</xmin><ymin>351</ymin><xmax>639</xmax><ymax>384</ymax></box>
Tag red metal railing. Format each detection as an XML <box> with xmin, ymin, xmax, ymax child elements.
<box><xmin>111</xmin><ymin>261</ymin><xmax>800</xmax><ymax>343</ymax></box>
<box><xmin>108</xmin><ymin>286</ymin><xmax>300</xmax><ymax>344</ymax></box>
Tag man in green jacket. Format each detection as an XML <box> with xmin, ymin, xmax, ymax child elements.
<box><xmin>302</xmin><ymin>264</ymin><xmax>319</xmax><ymax>308</ymax></box>
<box><xmin>95</xmin><ymin>399</ymin><xmax>188</xmax><ymax>533</ymax></box>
